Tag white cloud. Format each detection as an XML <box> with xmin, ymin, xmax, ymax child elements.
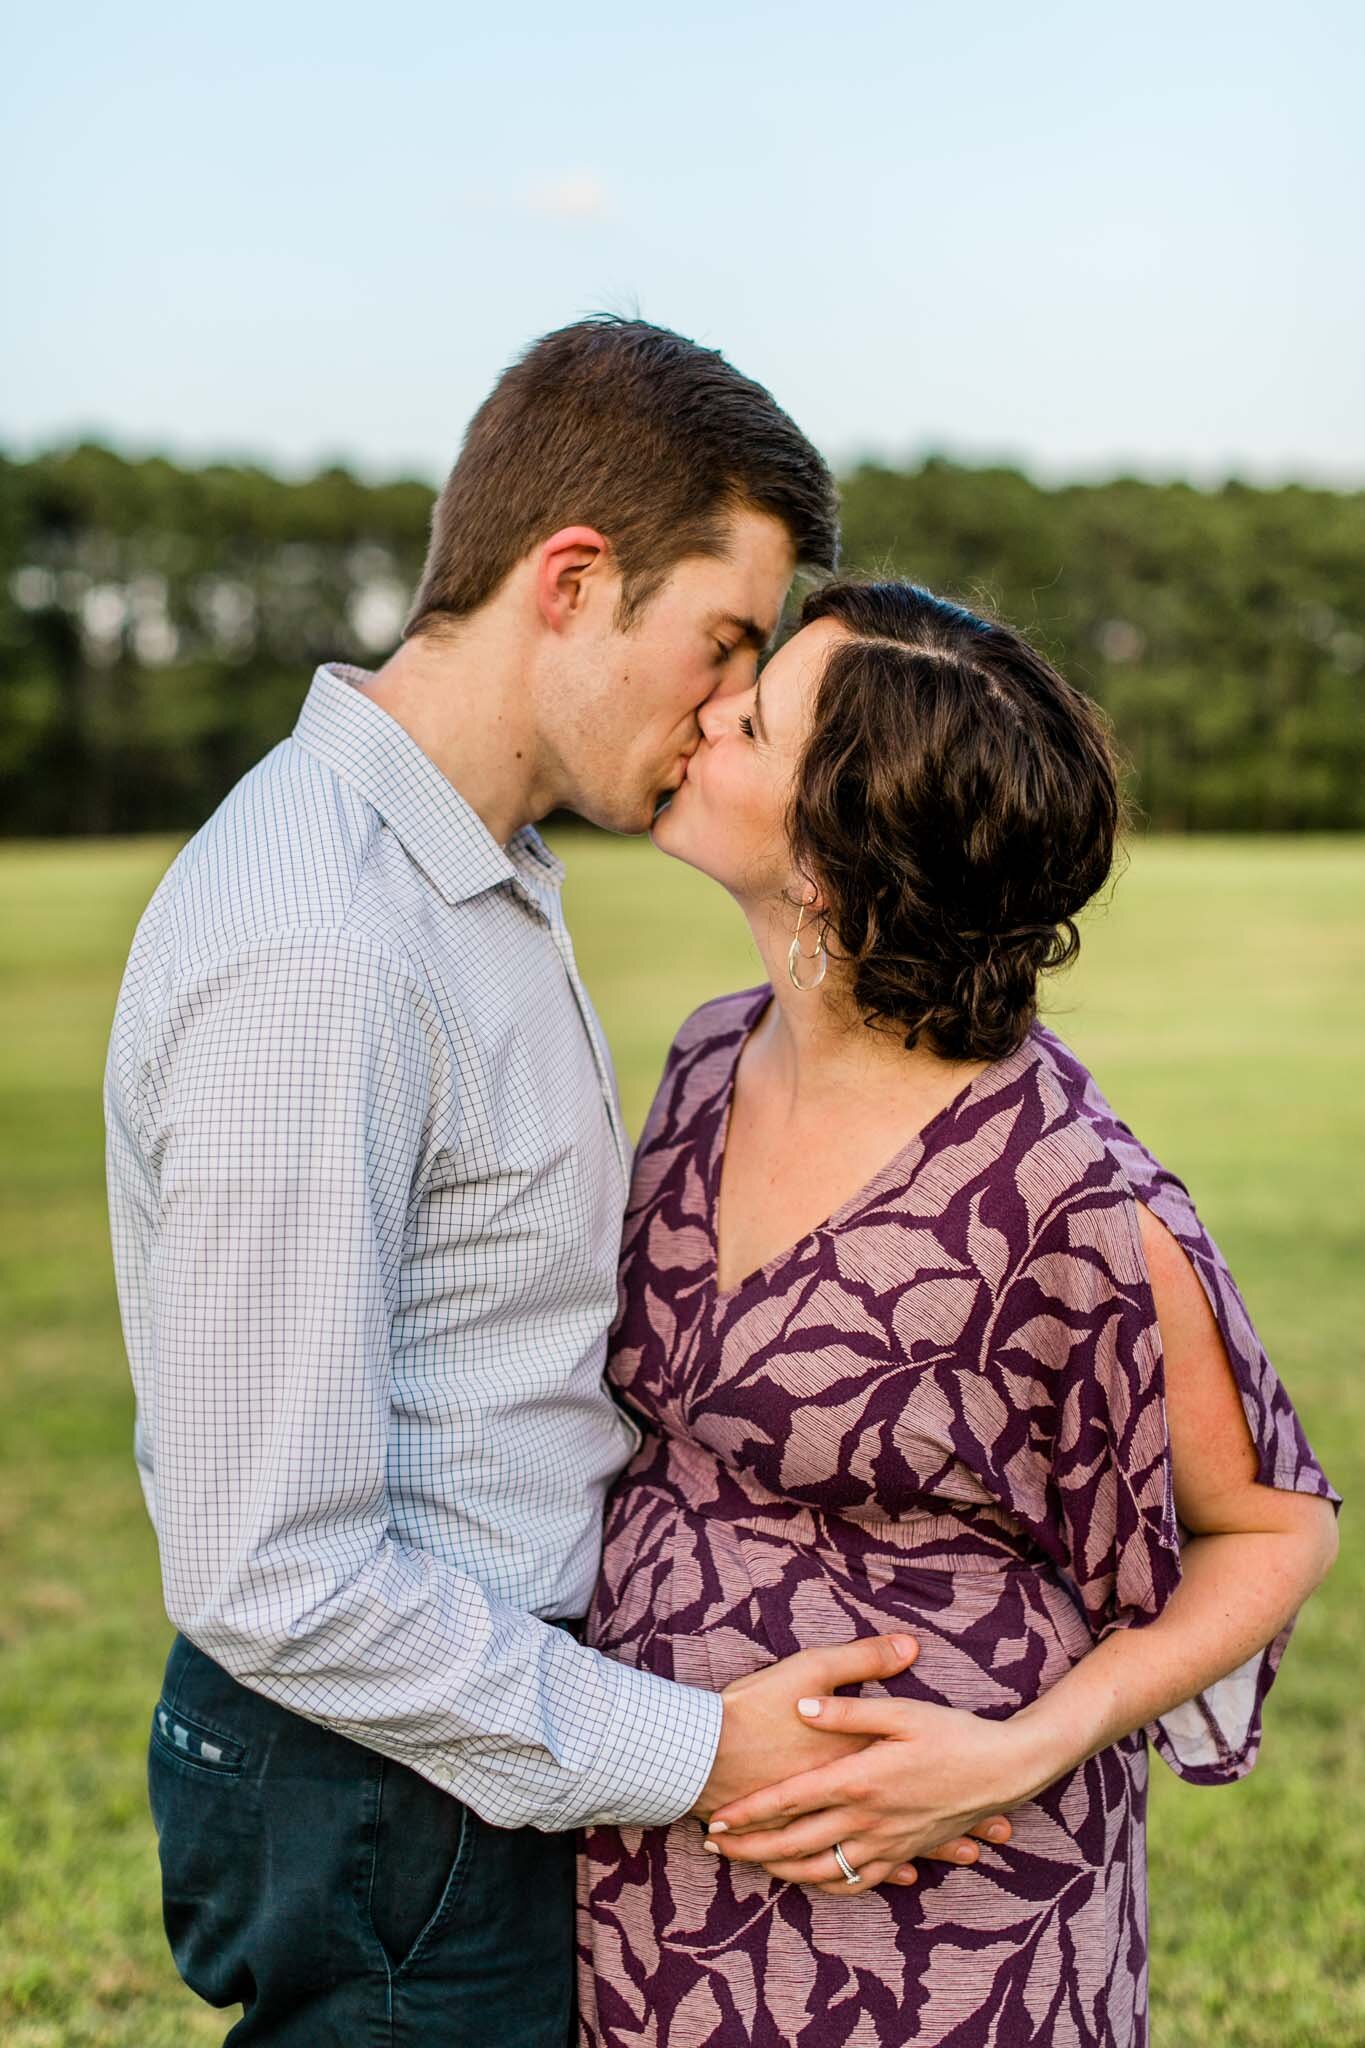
<box><xmin>525</xmin><ymin>173</ymin><xmax>610</xmax><ymax>221</ymax></box>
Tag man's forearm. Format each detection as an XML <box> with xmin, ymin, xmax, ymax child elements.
<box><xmin>170</xmin><ymin>1532</ymin><xmax>723</xmax><ymax>1835</ymax></box>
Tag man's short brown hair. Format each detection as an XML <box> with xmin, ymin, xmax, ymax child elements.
<box><xmin>403</xmin><ymin>315</ymin><xmax>840</xmax><ymax>639</ymax></box>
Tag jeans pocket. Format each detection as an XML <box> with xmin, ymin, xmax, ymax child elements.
<box><xmin>366</xmin><ymin>1754</ymin><xmax>473</xmax><ymax>1977</ymax></box>
<box><xmin>149</xmin><ymin>1694</ymin><xmax>249</xmax><ymax>1777</ymax></box>
<box><xmin>147</xmin><ymin>1700</ymin><xmax>259</xmax><ymax>2012</ymax></box>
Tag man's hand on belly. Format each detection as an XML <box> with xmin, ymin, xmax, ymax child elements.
<box><xmin>689</xmin><ymin>1633</ymin><xmax>915</xmax><ymax>1821</ymax></box>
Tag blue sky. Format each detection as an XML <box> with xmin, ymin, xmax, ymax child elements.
<box><xmin>6</xmin><ymin>0</ymin><xmax>1362</xmax><ymax>486</ymax></box>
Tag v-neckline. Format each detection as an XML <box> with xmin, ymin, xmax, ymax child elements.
<box><xmin>705</xmin><ymin>986</ymin><xmax>1038</xmax><ymax>1308</ymax></box>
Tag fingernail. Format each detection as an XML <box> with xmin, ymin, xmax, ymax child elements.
<box><xmin>987</xmin><ymin>1823</ymin><xmax>1010</xmax><ymax>1842</ymax></box>
<box><xmin>797</xmin><ymin>1698</ymin><xmax>821</xmax><ymax>1717</ymax></box>
<box><xmin>896</xmin><ymin>1865</ymin><xmax>917</xmax><ymax>1882</ymax></box>
<box><xmin>892</xmin><ymin>1635</ymin><xmax>916</xmax><ymax>1658</ymax></box>
<box><xmin>707</xmin><ymin>1821</ymin><xmax>729</xmax><ymax>1835</ymax></box>
<box><xmin>955</xmin><ymin>1847</ymin><xmax>977</xmax><ymax>1864</ymax></box>
<box><xmin>702</xmin><ymin>1839</ymin><xmax>720</xmax><ymax>1855</ymax></box>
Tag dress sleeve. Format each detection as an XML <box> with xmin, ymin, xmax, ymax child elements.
<box><xmin>981</xmin><ymin>1163</ymin><xmax>1340</xmax><ymax>1786</ymax></box>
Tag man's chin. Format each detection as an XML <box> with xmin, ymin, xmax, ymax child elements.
<box><xmin>650</xmin><ymin>769</ymin><xmax>696</xmax><ymax>836</ymax></box>
<box><xmin>646</xmin><ymin>778</ymin><xmax>687</xmax><ymax>835</ymax></box>
<box><xmin>566</xmin><ymin>776</ymin><xmax>685</xmax><ymax>838</ymax></box>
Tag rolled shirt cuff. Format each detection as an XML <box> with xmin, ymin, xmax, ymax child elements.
<box><xmin>552</xmin><ymin>1653</ymin><xmax>725</xmax><ymax>1831</ymax></box>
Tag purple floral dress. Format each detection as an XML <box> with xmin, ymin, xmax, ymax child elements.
<box><xmin>576</xmin><ymin>988</ymin><xmax>1339</xmax><ymax>2048</ymax></box>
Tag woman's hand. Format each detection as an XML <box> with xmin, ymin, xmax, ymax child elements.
<box><xmin>690</xmin><ymin>1632</ymin><xmax>921</xmax><ymax>1821</ymax></box>
<box><xmin>702</xmin><ymin>1694</ymin><xmax>1044</xmax><ymax>1896</ymax></box>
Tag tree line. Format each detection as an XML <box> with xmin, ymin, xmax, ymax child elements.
<box><xmin>1</xmin><ymin>440</ymin><xmax>1361</xmax><ymax>836</ymax></box>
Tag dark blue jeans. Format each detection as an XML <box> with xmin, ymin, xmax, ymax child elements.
<box><xmin>148</xmin><ymin>1630</ymin><xmax>577</xmax><ymax>2046</ymax></box>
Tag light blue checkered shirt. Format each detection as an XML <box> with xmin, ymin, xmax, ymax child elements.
<box><xmin>104</xmin><ymin>660</ymin><xmax>723</xmax><ymax>1830</ymax></box>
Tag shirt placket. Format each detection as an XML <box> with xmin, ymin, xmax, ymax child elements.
<box><xmin>511</xmin><ymin>878</ymin><xmax>632</xmax><ymax>1196</ymax></box>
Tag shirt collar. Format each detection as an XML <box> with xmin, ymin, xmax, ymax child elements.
<box><xmin>292</xmin><ymin>662</ymin><xmax>566</xmax><ymax>910</ymax></box>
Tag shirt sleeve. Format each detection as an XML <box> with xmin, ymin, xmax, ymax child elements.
<box><xmin>131</xmin><ymin>925</ymin><xmax>722</xmax><ymax>1831</ymax></box>
<box><xmin>982</xmin><ymin>1170</ymin><xmax>1340</xmax><ymax>1785</ymax></box>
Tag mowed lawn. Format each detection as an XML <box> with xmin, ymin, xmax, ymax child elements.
<box><xmin>0</xmin><ymin>831</ymin><xmax>1360</xmax><ymax>2048</ymax></box>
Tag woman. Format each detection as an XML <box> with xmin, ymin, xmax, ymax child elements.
<box><xmin>574</xmin><ymin>578</ymin><xmax>1341</xmax><ymax>2047</ymax></box>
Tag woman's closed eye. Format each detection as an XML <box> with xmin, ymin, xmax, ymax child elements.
<box><xmin>738</xmin><ymin>714</ymin><xmax>756</xmax><ymax>739</ymax></box>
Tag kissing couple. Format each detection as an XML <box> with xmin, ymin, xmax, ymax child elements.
<box><xmin>106</xmin><ymin>315</ymin><xmax>1339</xmax><ymax>2047</ymax></box>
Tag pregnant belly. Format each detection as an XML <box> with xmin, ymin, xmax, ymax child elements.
<box><xmin>587</xmin><ymin>1472</ymin><xmax>1096</xmax><ymax>1719</ymax></box>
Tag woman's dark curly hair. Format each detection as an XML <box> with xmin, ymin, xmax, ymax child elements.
<box><xmin>788</xmin><ymin>578</ymin><xmax>1126</xmax><ymax>1062</ymax></box>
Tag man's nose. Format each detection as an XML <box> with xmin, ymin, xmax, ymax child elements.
<box><xmin>696</xmin><ymin>690</ymin><xmax>732</xmax><ymax>742</ymax></box>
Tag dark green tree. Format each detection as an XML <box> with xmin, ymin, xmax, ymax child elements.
<box><xmin>1</xmin><ymin>444</ymin><xmax>1360</xmax><ymax>836</ymax></box>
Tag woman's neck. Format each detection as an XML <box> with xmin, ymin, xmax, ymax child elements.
<box><xmin>740</xmin><ymin>920</ymin><xmax>985</xmax><ymax>1123</ymax></box>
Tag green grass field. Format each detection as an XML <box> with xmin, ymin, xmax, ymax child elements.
<box><xmin>1</xmin><ymin>832</ymin><xmax>1360</xmax><ymax>2047</ymax></box>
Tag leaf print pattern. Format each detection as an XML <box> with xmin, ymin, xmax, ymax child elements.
<box><xmin>577</xmin><ymin>987</ymin><xmax>1340</xmax><ymax>2047</ymax></box>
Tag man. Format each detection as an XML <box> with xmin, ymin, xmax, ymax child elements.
<box><xmin>105</xmin><ymin>315</ymin><xmax>927</xmax><ymax>2044</ymax></box>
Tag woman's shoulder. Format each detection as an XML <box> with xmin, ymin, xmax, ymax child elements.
<box><xmin>630</xmin><ymin>984</ymin><xmax>770</xmax><ymax>1170</ymax></box>
<box><xmin>670</xmin><ymin>982</ymin><xmax>770</xmax><ymax>1055</ymax></box>
<box><xmin>1024</xmin><ymin>1027</ymin><xmax>1341</xmax><ymax>1522</ymax></box>
<box><xmin>1018</xmin><ymin>1028</ymin><xmax>1268</xmax><ymax>1350</ymax></box>
<box><xmin>1026</xmin><ymin>1020</ymin><xmax>1195</xmax><ymax>1228</ymax></box>
<box><xmin>658</xmin><ymin>982</ymin><xmax>770</xmax><ymax>1092</ymax></box>
<box><xmin>937</xmin><ymin>1021</ymin><xmax>1139</xmax><ymax>1218</ymax></box>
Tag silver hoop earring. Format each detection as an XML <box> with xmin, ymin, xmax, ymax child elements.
<box><xmin>788</xmin><ymin>897</ymin><xmax>828</xmax><ymax>991</ymax></box>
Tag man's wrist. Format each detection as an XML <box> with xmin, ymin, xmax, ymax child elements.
<box><xmin>578</xmin><ymin>1658</ymin><xmax>725</xmax><ymax>1830</ymax></box>
<box><xmin>687</xmin><ymin>1690</ymin><xmax>733</xmax><ymax>1818</ymax></box>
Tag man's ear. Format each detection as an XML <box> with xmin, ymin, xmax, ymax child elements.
<box><xmin>535</xmin><ymin>526</ymin><xmax>611</xmax><ymax>633</ymax></box>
